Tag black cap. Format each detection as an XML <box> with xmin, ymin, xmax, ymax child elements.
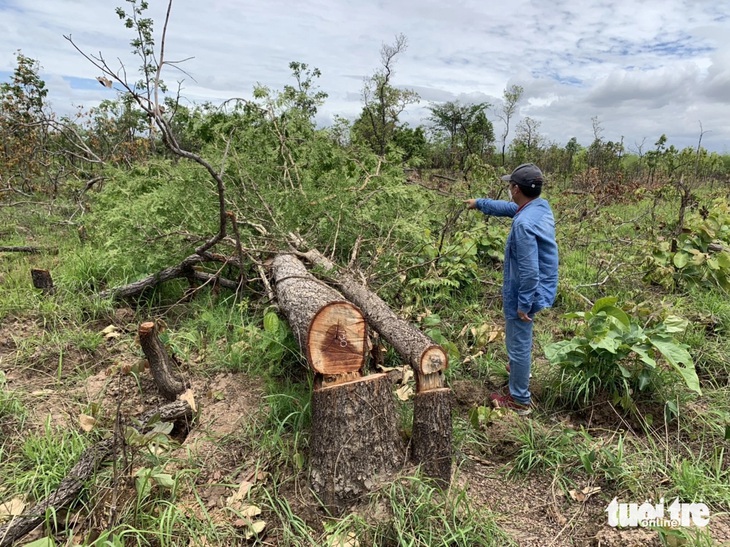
<box><xmin>501</xmin><ymin>163</ymin><xmax>544</xmax><ymax>189</ymax></box>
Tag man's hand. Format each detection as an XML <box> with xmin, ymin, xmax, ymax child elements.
<box><xmin>518</xmin><ymin>311</ymin><xmax>532</xmax><ymax>322</ymax></box>
<box><xmin>464</xmin><ymin>199</ymin><xmax>477</xmax><ymax>209</ymax></box>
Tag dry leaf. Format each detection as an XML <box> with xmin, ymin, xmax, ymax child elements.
<box><xmin>78</xmin><ymin>414</ymin><xmax>96</xmax><ymax>432</ymax></box>
<box><xmin>326</xmin><ymin>531</ymin><xmax>360</xmax><ymax>547</ymax></box>
<box><xmin>0</xmin><ymin>497</ymin><xmax>25</xmax><ymax>519</ymax></box>
<box><xmin>179</xmin><ymin>388</ymin><xmax>197</xmax><ymax>412</ymax></box>
<box><xmin>569</xmin><ymin>485</ymin><xmax>601</xmax><ymax>502</ymax></box>
<box><xmin>225</xmin><ymin>480</ymin><xmax>254</xmax><ymax>509</ymax></box>
<box><xmin>395</xmin><ymin>384</ymin><xmax>413</xmax><ymax>401</ymax></box>
<box><xmin>401</xmin><ymin>367</ymin><xmax>414</xmax><ymax>384</ymax></box>
<box><xmin>244</xmin><ymin>520</ymin><xmax>266</xmax><ymax>539</ymax></box>
<box><xmin>100</xmin><ymin>325</ymin><xmax>122</xmax><ymax>339</ymax></box>
<box><xmin>238</xmin><ymin>505</ymin><xmax>261</xmax><ymax>518</ymax></box>
<box><xmin>96</xmin><ymin>76</ymin><xmax>113</xmax><ymax>88</ymax></box>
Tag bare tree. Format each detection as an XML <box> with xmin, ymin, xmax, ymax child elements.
<box><xmin>498</xmin><ymin>84</ymin><xmax>523</xmax><ymax>166</ymax></box>
<box><xmin>357</xmin><ymin>34</ymin><xmax>419</xmax><ymax>156</ymax></box>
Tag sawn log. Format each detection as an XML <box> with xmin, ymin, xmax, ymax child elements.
<box><xmin>272</xmin><ymin>254</ymin><xmax>367</xmax><ymax>384</ymax></box>
<box><xmin>298</xmin><ymin>248</ymin><xmax>447</xmax><ymax>392</ymax></box>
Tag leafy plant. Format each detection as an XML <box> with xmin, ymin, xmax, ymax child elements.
<box><xmin>545</xmin><ymin>297</ymin><xmax>701</xmax><ymax>410</ymax></box>
<box><xmin>645</xmin><ymin>198</ymin><xmax>730</xmax><ymax>291</ymax></box>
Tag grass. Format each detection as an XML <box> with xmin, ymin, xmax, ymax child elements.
<box><xmin>2</xmin><ymin>181</ymin><xmax>730</xmax><ymax>546</ymax></box>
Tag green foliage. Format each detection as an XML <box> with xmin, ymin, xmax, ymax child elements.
<box><xmin>645</xmin><ymin>198</ymin><xmax>730</xmax><ymax>291</ymax></box>
<box><xmin>1</xmin><ymin>418</ymin><xmax>88</xmax><ymax>501</ymax></box>
<box><xmin>545</xmin><ymin>297</ymin><xmax>701</xmax><ymax>410</ymax></box>
<box><xmin>324</xmin><ymin>477</ymin><xmax>512</xmax><ymax>546</ymax></box>
<box><xmin>0</xmin><ymin>51</ymin><xmax>50</xmax><ymax>191</ymax></box>
<box><xmin>427</xmin><ymin>101</ymin><xmax>494</xmax><ymax>171</ymax></box>
<box><xmin>0</xmin><ymin>371</ymin><xmax>26</xmax><ymax>430</ymax></box>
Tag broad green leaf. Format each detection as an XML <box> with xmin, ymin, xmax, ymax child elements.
<box><xmin>544</xmin><ymin>339</ymin><xmax>582</xmax><ymax>363</ymax></box>
<box><xmin>638</xmin><ymin>372</ymin><xmax>652</xmax><ymax>391</ymax></box>
<box><xmin>630</xmin><ymin>344</ymin><xmax>656</xmax><ymax>368</ymax></box>
<box><xmin>592</xmin><ymin>296</ymin><xmax>618</xmax><ymax>313</ymax></box>
<box><xmin>22</xmin><ymin>539</ymin><xmax>55</xmax><ymax>547</ymax></box>
<box><xmin>716</xmin><ymin>252</ymin><xmax>730</xmax><ymax>269</ymax></box>
<box><xmin>673</xmin><ymin>252</ymin><xmax>689</xmax><ymax>269</ymax></box>
<box><xmin>263</xmin><ymin>311</ymin><xmax>280</xmax><ymax>334</ymax></box>
<box><xmin>153</xmin><ymin>473</ymin><xmax>175</xmax><ymax>488</ymax></box>
<box><xmin>600</xmin><ymin>306</ymin><xmax>631</xmax><ymax>328</ymax></box>
<box><xmin>650</xmin><ymin>336</ymin><xmax>701</xmax><ymax>395</ymax></box>
<box><xmin>618</xmin><ymin>365</ymin><xmax>632</xmax><ymax>378</ymax></box>
<box><xmin>589</xmin><ymin>334</ymin><xmax>621</xmax><ymax>354</ymax></box>
<box><xmin>663</xmin><ymin>315</ymin><xmax>688</xmax><ymax>334</ymax></box>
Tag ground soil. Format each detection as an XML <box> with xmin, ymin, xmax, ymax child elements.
<box><xmin>1</xmin><ymin>316</ymin><xmax>728</xmax><ymax>546</ymax></box>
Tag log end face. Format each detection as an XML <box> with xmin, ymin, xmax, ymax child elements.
<box><xmin>308</xmin><ymin>301</ymin><xmax>367</xmax><ymax>375</ymax></box>
<box><xmin>419</xmin><ymin>345</ymin><xmax>448</xmax><ymax>375</ymax></box>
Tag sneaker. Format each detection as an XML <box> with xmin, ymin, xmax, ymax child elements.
<box><xmin>489</xmin><ymin>392</ymin><xmax>532</xmax><ymax>416</ymax></box>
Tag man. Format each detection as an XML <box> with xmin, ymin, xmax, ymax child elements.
<box><xmin>465</xmin><ymin>163</ymin><xmax>558</xmax><ymax>416</ymax></box>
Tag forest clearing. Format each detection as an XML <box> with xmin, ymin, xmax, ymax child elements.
<box><xmin>1</xmin><ymin>2</ymin><xmax>730</xmax><ymax>545</ymax></box>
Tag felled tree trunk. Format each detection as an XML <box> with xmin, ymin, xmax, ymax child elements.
<box><xmin>297</xmin><ymin>246</ymin><xmax>453</xmax><ymax>487</ymax></box>
<box><xmin>138</xmin><ymin>321</ymin><xmax>186</xmax><ymax>400</ymax></box>
<box><xmin>309</xmin><ymin>373</ymin><xmax>404</xmax><ymax>508</ymax></box>
<box><xmin>272</xmin><ymin>254</ymin><xmax>367</xmax><ymax>384</ymax></box>
<box><xmin>272</xmin><ymin>255</ymin><xmax>406</xmax><ymax>505</ymax></box>
<box><xmin>298</xmin><ymin>248</ymin><xmax>447</xmax><ymax>392</ymax></box>
<box><xmin>30</xmin><ymin>268</ymin><xmax>55</xmax><ymax>295</ymax></box>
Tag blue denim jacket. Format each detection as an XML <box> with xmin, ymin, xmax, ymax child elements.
<box><xmin>475</xmin><ymin>197</ymin><xmax>559</xmax><ymax>319</ymax></box>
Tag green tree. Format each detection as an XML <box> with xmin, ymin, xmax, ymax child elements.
<box><xmin>353</xmin><ymin>34</ymin><xmax>420</xmax><ymax>156</ymax></box>
<box><xmin>427</xmin><ymin>101</ymin><xmax>494</xmax><ymax>171</ymax></box>
<box><xmin>0</xmin><ymin>51</ymin><xmax>49</xmax><ymax>192</ymax></box>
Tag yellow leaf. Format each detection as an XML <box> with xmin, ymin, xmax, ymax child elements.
<box><xmin>179</xmin><ymin>388</ymin><xmax>197</xmax><ymax>412</ymax></box>
<box><xmin>395</xmin><ymin>384</ymin><xmax>413</xmax><ymax>401</ymax></box>
<box><xmin>244</xmin><ymin>520</ymin><xmax>266</xmax><ymax>539</ymax></box>
<box><xmin>100</xmin><ymin>325</ymin><xmax>122</xmax><ymax>339</ymax></box>
<box><xmin>78</xmin><ymin>414</ymin><xmax>96</xmax><ymax>432</ymax></box>
<box><xmin>238</xmin><ymin>505</ymin><xmax>261</xmax><ymax>518</ymax></box>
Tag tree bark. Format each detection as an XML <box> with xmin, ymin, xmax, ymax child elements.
<box><xmin>309</xmin><ymin>373</ymin><xmax>405</xmax><ymax>508</ymax></box>
<box><xmin>296</xmin><ymin>245</ymin><xmax>453</xmax><ymax>487</ymax></box>
<box><xmin>0</xmin><ymin>400</ymin><xmax>193</xmax><ymax>547</ymax></box>
<box><xmin>412</xmin><ymin>388</ymin><xmax>453</xmax><ymax>487</ymax></box>
<box><xmin>298</xmin><ymin>248</ymin><xmax>447</xmax><ymax>392</ymax></box>
<box><xmin>30</xmin><ymin>269</ymin><xmax>55</xmax><ymax>295</ymax></box>
<box><xmin>138</xmin><ymin>321</ymin><xmax>186</xmax><ymax>400</ymax></box>
<box><xmin>272</xmin><ymin>254</ymin><xmax>367</xmax><ymax>381</ymax></box>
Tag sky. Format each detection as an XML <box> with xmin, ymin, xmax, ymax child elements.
<box><xmin>1</xmin><ymin>0</ymin><xmax>729</xmax><ymax>153</ymax></box>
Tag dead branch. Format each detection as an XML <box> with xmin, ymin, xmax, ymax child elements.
<box><xmin>0</xmin><ymin>246</ymin><xmax>43</xmax><ymax>253</ymax></box>
<box><xmin>139</xmin><ymin>321</ymin><xmax>186</xmax><ymax>400</ymax></box>
<box><xmin>0</xmin><ymin>400</ymin><xmax>194</xmax><ymax>547</ymax></box>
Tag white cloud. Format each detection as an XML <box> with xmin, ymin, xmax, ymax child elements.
<box><xmin>1</xmin><ymin>0</ymin><xmax>728</xmax><ymax>152</ymax></box>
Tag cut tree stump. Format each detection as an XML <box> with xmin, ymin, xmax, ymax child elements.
<box><xmin>138</xmin><ymin>321</ymin><xmax>186</xmax><ymax>400</ymax></box>
<box><xmin>30</xmin><ymin>268</ymin><xmax>55</xmax><ymax>295</ymax></box>
<box><xmin>272</xmin><ymin>254</ymin><xmax>367</xmax><ymax>385</ymax></box>
<box><xmin>294</xmin><ymin>244</ymin><xmax>453</xmax><ymax>487</ymax></box>
<box><xmin>412</xmin><ymin>388</ymin><xmax>453</xmax><ymax>487</ymax></box>
<box><xmin>309</xmin><ymin>373</ymin><xmax>405</xmax><ymax>508</ymax></box>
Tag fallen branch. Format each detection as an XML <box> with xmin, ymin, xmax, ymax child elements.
<box><xmin>0</xmin><ymin>400</ymin><xmax>194</xmax><ymax>547</ymax></box>
<box><xmin>0</xmin><ymin>246</ymin><xmax>44</xmax><ymax>253</ymax></box>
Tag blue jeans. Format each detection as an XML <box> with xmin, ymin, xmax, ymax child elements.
<box><xmin>506</xmin><ymin>316</ymin><xmax>534</xmax><ymax>405</ymax></box>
